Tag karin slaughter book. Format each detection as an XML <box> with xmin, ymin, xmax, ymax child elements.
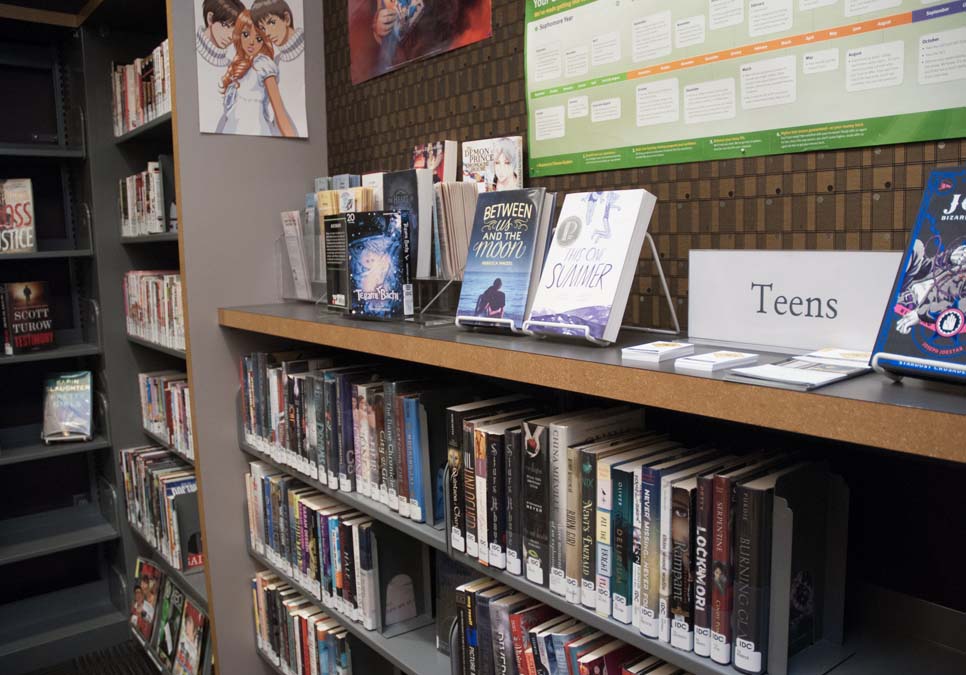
<box><xmin>526</xmin><ymin>190</ymin><xmax>656</xmax><ymax>345</ymax></box>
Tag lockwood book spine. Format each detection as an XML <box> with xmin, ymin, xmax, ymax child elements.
<box><xmin>2</xmin><ymin>281</ymin><xmax>54</xmax><ymax>354</ymax></box>
<box><xmin>693</xmin><ymin>474</ymin><xmax>714</xmax><ymax>656</ymax></box>
<box><xmin>346</xmin><ymin>211</ymin><xmax>413</xmax><ymax>320</ymax></box>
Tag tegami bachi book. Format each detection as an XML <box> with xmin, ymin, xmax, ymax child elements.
<box><xmin>345</xmin><ymin>211</ymin><xmax>413</xmax><ymax>320</ymax></box>
<box><xmin>455</xmin><ymin>188</ymin><xmax>554</xmax><ymax>333</ymax></box>
<box><xmin>525</xmin><ymin>189</ymin><xmax>657</xmax><ymax>345</ymax></box>
<box><xmin>382</xmin><ymin>169</ymin><xmax>434</xmax><ymax>278</ymax></box>
<box><xmin>872</xmin><ymin>165</ymin><xmax>966</xmax><ymax>383</ymax></box>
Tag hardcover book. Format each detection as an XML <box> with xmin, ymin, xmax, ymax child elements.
<box><xmin>382</xmin><ymin>168</ymin><xmax>433</xmax><ymax>278</ymax></box>
<box><xmin>346</xmin><ymin>211</ymin><xmax>413</xmax><ymax>320</ymax></box>
<box><xmin>526</xmin><ymin>190</ymin><xmax>657</xmax><ymax>344</ymax></box>
<box><xmin>41</xmin><ymin>371</ymin><xmax>93</xmax><ymax>443</ymax></box>
<box><xmin>456</xmin><ymin>189</ymin><xmax>554</xmax><ymax>332</ymax></box>
<box><xmin>872</xmin><ymin>166</ymin><xmax>966</xmax><ymax>383</ymax></box>
<box><xmin>0</xmin><ymin>178</ymin><xmax>35</xmax><ymax>254</ymax></box>
<box><xmin>1</xmin><ymin>281</ymin><xmax>54</xmax><ymax>354</ymax></box>
<box><xmin>413</xmin><ymin>140</ymin><xmax>457</xmax><ymax>183</ymax></box>
<box><xmin>462</xmin><ymin>136</ymin><xmax>523</xmax><ymax>192</ymax></box>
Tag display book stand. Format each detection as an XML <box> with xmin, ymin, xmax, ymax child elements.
<box><xmin>870</xmin><ymin>351</ymin><xmax>966</xmax><ymax>383</ymax></box>
<box><xmin>441</xmin><ymin>455</ymin><xmax>850</xmax><ymax>675</ymax></box>
<box><xmin>276</xmin><ymin>223</ymin><xmax>457</xmax><ymax>326</ymax></box>
<box><xmin>457</xmin><ymin>233</ymin><xmax>680</xmax><ymax>344</ymax></box>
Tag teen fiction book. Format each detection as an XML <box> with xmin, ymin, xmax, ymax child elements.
<box><xmin>0</xmin><ymin>178</ymin><xmax>37</xmax><ymax>255</ymax></box>
<box><xmin>526</xmin><ymin>190</ymin><xmax>657</xmax><ymax>345</ymax></box>
<box><xmin>382</xmin><ymin>168</ymin><xmax>433</xmax><ymax>278</ymax></box>
<box><xmin>152</xmin><ymin>578</ymin><xmax>186</xmax><ymax>670</ymax></box>
<box><xmin>872</xmin><ymin>166</ymin><xmax>966</xmax><ymax>383</ymax></box>
<box><xmin>413</xmin><ymin>140</ymin><xmax>457</xmax><ymax>183</ymax></box>
<box><xmin>0</xmin><ymin>178</ymin><xmax>35</xmax><ymax>254</ymax></box>
<box><xmin>0</xmin><ymin>281</ymin><xmax>54</xmax><ymax>354</ymax></box>
<box><xmin>42</xmin><ymin>371</ymin><xmax>93</xmax><ymax>443</ymax></box>
<box><xmin>345</xmin><ymin>211</ymin><xmax>413</xmax><ymax>320</ymax></box>
<box><xmin>323</xmin><ymin>214</ymin><xmax>349</xmax><ymax>310</ymax></box>
<box><xmin>456</xmin><ymin>189</ymin><xmax>554</xmax><ymax>332</ymax></box>
<box><xmin>462</xmin><ymin>136</ymin><xmax>524</xmax><ymax>192</ymax></box>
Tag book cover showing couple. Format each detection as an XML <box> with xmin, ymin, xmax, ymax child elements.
<box><xmin>873</xmin><ymin>166</ymin><xmax>966</xmax><ymax>382</ymax></box>
<box><xmin>456</xmin><ymin>189</ymin><xmax>550</xmax><ymax>331</ymax></box>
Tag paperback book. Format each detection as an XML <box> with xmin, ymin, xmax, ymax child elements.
<box><xmin>413</xmin><ymin>140</ymin><xmax>457</xmax><ymax>183</ymax></box>
<box><xmin>0</xmin><ymin>178</ymin><xmax>35</xmax><ymax>253</ymax></box>
<box><xmin>172</xmin><ymin>598</ymin><xmax>207</xmax><ymax>675</ymax></box>
<box><xmin>525</xmin><ymin>190</ymin><xmax>657</xmax><ymax>345</ymax></box>
<box><xmin>455</xmin><ymin>189</ymin><xmax>554</xmax><ymax>332</ymax></box>
<box><xmin>346</xmin><ymin>212</ymin><xmax>413</xmax><ymax>320</ymax></box>
<box><xmin>872</xmin><ymin>166</ymin><xmax>966</xmax><ymax>383</ymax></box>
<box><xmin>324</xmin><ymin>214</ymin><xmax>350</xmax><ymax>310</ymax></box>
<box><xmin>42</xmin><ymin>371</ymin><xmax>93</xmax><ymax>443</ymax></box>
<box><xmin>382</xmin><ymin>169</ymin><xmax>433</xmax><ymax>278</ymax></box>
<box><xmin>131</xmin><ymin>557</ymin><xmax>164</xmax><ymax>642</ymax></box>
<box><xmin>0</xmin><ymin>281</ymin><xmax>55</xmax><ymax>354</ymax></box>
<box><xmin>462</xmin><ymin>136</ymin><xmax>523</xmax><ymax>192</ymax></box>
<box><xmin>152</xmin><ymin>577</ymin><xmax>186</xmax><ymax>670</ymax></box>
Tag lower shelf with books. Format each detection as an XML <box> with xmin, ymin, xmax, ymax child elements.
<box><xmin>249</xmin><ymin>544</ymin><xmax>451</xmax><ymax>675</ymax></box>
<box><xmin>143</xmin><ymin>426</ymin><xmax>194</xmax><ymax>466</ymax></box>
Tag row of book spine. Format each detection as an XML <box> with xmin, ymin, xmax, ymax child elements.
<box><xmin>112</xmin><ymin>39</ymin><xmax>171</xmax><ymax>137</ymax></box>
<box><xmin>120</xmin><ymin>161</ymin><xmax>167</xmax><ymax>237</ymax></box>
<box><xmin>245</xmin><ymin>460</ymin><xmax>381</xmax><ymax>631</ymax></box>
<box><xmin>139</xmin><ymin>370</ymin><xmax>193</xmax><ymax>461</ymax></box>
<box><xmin>124</xmin><ymin>270</ymin><xmax>185</xmax><ymax>351</ymax></box>
<box><xmin>449</xmin><ymin>404</ymin><xmax>818</xmax><ymax>674</ymax></box>
<box><xmin>240</xmin><ymin>352</ymin><xmax>454</xmax><ymax>525</ymax></box>
<box><xmin>121</xmin><ymin>445</ymin><xmax>203</xmax><ymax>572</ymax></box>
<box><xmin>131</xmin><ymin>556</ymin><xmax>209</xmax><ymax>675</ymax></box>
<box><xmin>253</xmin><ymin>570</ymin><xmax>353</xmax><ymax>675</ymax></box>
<box><xmin>454</xmin><ymin>573</ymin><xmax>695</xmax><ymax>675</ymax></box>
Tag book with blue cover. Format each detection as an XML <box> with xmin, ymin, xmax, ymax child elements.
<box><xmin>526</xmin><ymin>190</ymin><xmax>657</xmax><ymax>345</ymax></box>
<box><xmin>42</xmin><ymin>371</ymin><xmax>92</xmax><ymax>443</ymax></box>
<box><xmin>346</xmin><ymin>211</ymin><xmax>413</xmax><ymax>320</ymax></box>
<box><xmin>872</xmin><ymin>166</ymin><xmax>966</xmax><ymax>383</ymax></box>
<box><xmin>456</xmin><ymin>188</ymin><xmax>554</xmax><ymax>332</ymax></box>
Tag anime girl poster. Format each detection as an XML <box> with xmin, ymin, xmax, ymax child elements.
<box><xmin>348</xmin><ymin>0</ymin><xmax>492</xmax><ymax>84</ymax></box>
<box><xmin>194</xmin><ymin>0</ymin><xmax>308</xmax><ymax>138</ymax></box>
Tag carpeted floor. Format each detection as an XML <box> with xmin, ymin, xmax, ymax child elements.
<box><xmin>24</xmin><ymin>641</ymin><xmax>157</xmax><ymax>675</ymax></box>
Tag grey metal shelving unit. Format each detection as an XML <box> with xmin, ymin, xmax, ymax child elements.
<box><xmin>0</xmin><ymin>21</ymin><xmax>129</xmax><ymax>674</ymax></box>
<box><xmin>75</xmin><ymin>3</ymin><xmax>210</xmax><ymax>673</ymax></box>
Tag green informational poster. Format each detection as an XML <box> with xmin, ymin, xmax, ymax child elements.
<box><xmin>524</xmin><ymin>0</ymin><xmax>966</xmax><ymax>177</ymax></box>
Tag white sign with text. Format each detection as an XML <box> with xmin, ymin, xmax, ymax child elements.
<box><xmin>688</xmin><ymin>250</ymin><xmax>902</xmax><ymax>352</ymax></box>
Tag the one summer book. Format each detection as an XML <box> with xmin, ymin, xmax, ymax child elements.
<box><xmin>872</xmin><ymin>166</ymin><xmax>966</xmax><ymax>383</ymax></box>
<box><xmin>346</xmin><ymin>212</ymin><xmax>413</xmax><ymax>320</ymax></box>
<box><xmin>455</xmin><ymin>188</ymin><xmax>554</xmax><ymax>332</ymax></box>
<box><xmin>525</xmin><ymin>190</ymin><xmax>657</xmax><ymax>345</ymax></box>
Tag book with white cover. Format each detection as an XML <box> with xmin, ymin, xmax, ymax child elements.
<box><xmin>525</xmin><ymin>190</ymin><xmax>657</xmax><ymax>345</ymax></box>
<box><xmin>724</xmin><ymin>348</ymin><xmax>871</xmax><ymax>390</ymax></box>
<box><xmin>674</xmin><ymin>351</ymin><xmax>758</xmax><ymax>372</ymax></box>
<box><xmin>361</xmin><ymin>172</ymin><xmax>385</xmax><ymax>210</ymax></box>
<box><xmin>621</xmin><ymin>341</ymin><xmax>694</xmax><ymax>363</ymax></box>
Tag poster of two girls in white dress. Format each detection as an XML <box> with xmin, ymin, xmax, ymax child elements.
<box><xmin>194</xmin><ymin>0</ymin><xmax>308</xmax><ymax>138</ymax></box>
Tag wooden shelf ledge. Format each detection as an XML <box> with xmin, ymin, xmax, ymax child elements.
<box><xmin>219</xmin><ymin>303</ymin><xmax>966</xmax><ymax>463</ymax></box>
